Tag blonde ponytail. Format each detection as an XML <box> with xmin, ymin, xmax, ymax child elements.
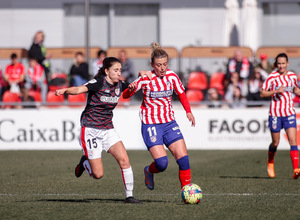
<box><xmin>150</xmin><ymin>42</ymin><xmax>168</xmax><ymax>63</ymax></box>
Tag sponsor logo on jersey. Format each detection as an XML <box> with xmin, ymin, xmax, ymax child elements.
<box><xmin>150</xmin><ymin>90</ymin><xmax>172</xmax><ymax>98</ymax></box>
<box><xmin>100</xmin><ymin>96</ymin><xmax>119</xmax><ymax>103</ymax></box>
<box><xmin>275</xmin><ymin>86</ymin><xmax>294</xmax><ymax>92</ymax></box>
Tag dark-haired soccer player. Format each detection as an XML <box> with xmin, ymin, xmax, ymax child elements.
<box><xmin>55</xmin><ymin>57</ymin><xmax>142</xmax><ymax>203</ymax></box>
<box><xmin>261</xmin><ymin>53</ymin><xmax>300</xmax><ymax>179</ymax></box>
<box><xmin>123</xmin><ymin>42</ymin><xmax>196</xmax><ymax>190</ymax></box>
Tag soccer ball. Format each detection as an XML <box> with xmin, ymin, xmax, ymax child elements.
<box><xmin>181</xmin><ymin>183</ymin><xmax>203</xmax><ymax>204</ymax></box>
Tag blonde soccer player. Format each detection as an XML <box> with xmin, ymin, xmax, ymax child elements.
<box><xmin>123</xmin><ymin>42</ymin><xmax>196</xmax><ymax>190</ymax></box>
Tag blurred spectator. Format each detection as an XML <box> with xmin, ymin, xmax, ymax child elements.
<box><xmin>225</xmin><ymin>72</ymin><xmax>248</xmax><ymax>99</ymax></box>
<box><xmin>119</xmin><ymin>50</ymin><xmax>135</xmax><ymax>83</ymax></box>
<box><xmin>69</xmin><ymin>52</ymin><xmax>89</xmax><ymax>86</ymax></box>
<box><xmin>247</xmin><ymin>67</ymin><xmax>267</xmax><ymax>102</ymax></box>
<box><xmin>206</xmin><ymin>88</ymin><xmax>223</xmax><ymax>108</ymax></box>
<box><xmin>4</xmin><ymin>53</ymin><xmax>25</xmax><ymax>94</ymax></box>
<box><xmin>18</xmin><ymin>85</ymin><xmax>36</xmax><ymax>109</ymax></box>
<box><xmin>0</xmin><ymin>65</ymin><xmax>4</xmax><ymax>99</ymax></box>
<box><xmin>226</xmin><ymin>86</ymin><xmax>247</xmax><ymax>108</ymax></box>
<box><xmin>28</xmin><ymin>31</ymin><xmax>51</xmax><ymax>78</ymax></box>
<box><xmin>92</xmin><ymin>49</ymin><xmax>106</xmax><ymax>76</ymax></box>
<box><xmin>25</xmin><ymin>57</ymin><xmax>48</xmax><ymax>103</ymax></box>
<box><xmin>225</xmin><ymin>49</ymin><xmax>253</xmax><ymax>81</ymax></box>
<box><xmin>255</xmin><ymin>53</ymin><xmax>273</xmax><ymax>79</ymax></box>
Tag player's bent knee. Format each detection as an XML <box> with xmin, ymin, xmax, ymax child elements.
<box><xmin>92</xmin><ymin>171</ymin><xmax>104</xmax><ymax>179</ymax></box>
<box><xmin>155</xmin><ymin>156</ymin><xmax>168</xmax><ymax>172</ymax></box>
<box><xmin>271</xmin><ymin>142</ymin><xmax>279</xmax><ymax>148</ymax></box>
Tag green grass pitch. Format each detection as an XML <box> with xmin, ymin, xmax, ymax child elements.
<box><xmin>0</xmin><ymin>150</ymin><xmax>299</xmax><ymax>219</ymax></box>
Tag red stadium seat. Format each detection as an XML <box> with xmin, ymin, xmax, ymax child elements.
<box><xmin>187</xmin><ymin>72</ymin><xmax>208</xmax><ymax>90</ymax></box>
<box><xmin>2</xmin><ymin>91</ymin><xmax>20</xmax><ymax>108</ymax></box>
<box><xmin>209</xmin><ymin>72</ymin><xmax>225</xmax><ymax>96</ymax></box>
<box><xmin>48</xmin><ymin>72</ymin><xmax>69</xmax><ymax>91</ymax></box>
<box><xmin>67</xmin><ymin>93</ymin><xmax>86</xmax><ymax>107</ymax></box>
<box><xmin>46</xmin><ymin>91</ymin><xmax>65</xmax><ymax>107</ymax></box>
<box><xmin>29</xmin><ymin>90</ymin><xmax>42</xmax><ymax>102</ymax></box>
<box><xmin>209</xmin><ymin>72</ymin><xmax>225</xmax><ymax>90</ymax></box>
<box><xmin>51</xmin><ymin>72</ymin><xmax>68</xmax><ymax>80</ymax></box>
<box><xmin>186</xmin><ymin>90</ymin><xmax>204</xmax><ymax>102</ymax></box>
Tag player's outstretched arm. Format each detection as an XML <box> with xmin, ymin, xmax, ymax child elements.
<box><xmin>187</xmin><ymin>112</ymin><xmax>196</xmax><ymax>127</ymax></box>
<box><xmin>139</xmin><ymin>70</ymin><xmax>152</xmax><ymax>79</ymax></box>
<box><xmin>123</xmin><ymin>82</ymin><xmax>137</xmax><ymax>99</ymax></box>
<box><xmin>55</xmin><ymin>85</ymin><xmax>88</xmax><ymax>96</ymax></box>
<box><xmin>178</xmin><ymin>92</ymin><xmax>195</xmax><ymax>127</ymax></box>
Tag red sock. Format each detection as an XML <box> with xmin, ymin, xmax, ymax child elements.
<box><xmin>290</xmin><ymin>150</ymin><xmax>299</xmax><ymax>169</ymax></box>
<box><xmin>268</xmin><ymin>151</ymin><xmax>276</xmax><ymax>163</ymax></box>
<box><xmin>179</xmin><ymin>169</ymin><xmax>191</xmax><ymax>188</ymax></box>
<box><xmin>148</xmin><ymin>162</ymin><xmax>159</xmax><ymax>174</ymax></box>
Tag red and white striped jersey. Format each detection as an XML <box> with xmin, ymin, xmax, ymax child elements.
<box><xmin>133</xmin><ymin>69</ymin><xmax>185</xmax><ymax>124</ymax></box>
<box><xmin>261</xmin><ymin>70</ymin><xmax>297</xmax><ymax>117</ymax></box>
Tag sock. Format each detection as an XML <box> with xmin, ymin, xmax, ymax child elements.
<box><xmin>83</xmin><ymin>160</ymin><xmax>92</xmax><ymax>177</ymax></box>
<box><xmin>148</xmin><ymin>162</ymin><xmax>159</xmax><ymax>174</ymax></box>
<box><xmin>179</xmin><ymin>169</ymin><xmax>191</xmax><ymax>188</ymax></box>
<box><xmin>290</xmin><ymin>145</ymin><xmax>299</xmax><ymax>170</ymax></box>
<box><xmin>177</xmin><ymin>155</ymin><xmax>191</xmax><ymax>188</ymax></box>
<box><xmin>121</xmin><ymin>166</ymin><xmax>134</xmax><ymax>198</ymax></box>
<box><xmin>268</xmin><ymin>145</ymin><xmax>277</xmax><ymax>163</ymax></box>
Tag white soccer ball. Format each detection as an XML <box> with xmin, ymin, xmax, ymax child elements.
<box><xmin>181</xmin><ymin>183</ymin><xmax>203</xmax><ymax>204</ymax></box>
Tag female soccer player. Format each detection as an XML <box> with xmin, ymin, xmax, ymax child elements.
<box><xmin>123</xmin><ymin>42</ymin><xmax>196</xmax><ymax>190</ymax></box>
<box><xmin>261</xmin><ymin>53</ymin><xmax>300</xmax><ymax>179</ymax></box>
<box><xmin>55</xmin><ymin>57</ymin><xmax>141</xmax><ymax>203</ymax></box>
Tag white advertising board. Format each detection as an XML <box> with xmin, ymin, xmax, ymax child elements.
<box><xmin>0</xmin><ymin>107</ymin><xmax>295</xmax><ymax>150</ymax></box>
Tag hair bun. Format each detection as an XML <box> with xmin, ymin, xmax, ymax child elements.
<box><xmin>151</xmin><ymin>42</ymin><xmax>161</xmax><ymax>51</ymax></box>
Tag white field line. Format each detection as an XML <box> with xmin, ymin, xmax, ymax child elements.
<box><xmin>1</xmin><ymin>193</ymin><xmax>300</xmax><ymax>197</ymax></box>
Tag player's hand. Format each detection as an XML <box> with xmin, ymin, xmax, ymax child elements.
<box><xmin>139</xmin><ymin>71</ymin><xmax>152</xmax><ymax>79</ymax></box>
<box><xmin>55</xmin><ymin>88</ymin><xmax>66</xmax><ymax>96</ymax></box>
<box><xmin>128</xmin><ymin>82</ymin><xmax>137</xmax><ymax>92</ymax></box>
<box><xmin>277</xmin><ymin>86</ymin><xmax>285</xmax><ymax>94</ymax></box>
<box><xmin>187</xmin><ymin>112</ymin><xmax>195</xmax><ymax>127</ymax></box>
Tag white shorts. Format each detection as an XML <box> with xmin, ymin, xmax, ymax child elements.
<box><xmin>80</xmin><ymin>127</ymin><xmax>121</xmax><ymax>160</ymax></box>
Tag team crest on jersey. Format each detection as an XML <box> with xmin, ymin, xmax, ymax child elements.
<box><xmin>150</xmin><ymin>135</ymin><xmax>157</xmax><ymax>143</ymax></box>
<box><xmin>115</xmin><ymin>88</ymin><xmax>120</xmax><ymax>96</ymax></box>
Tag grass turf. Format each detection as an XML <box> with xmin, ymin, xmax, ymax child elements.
<box><xmin>0</xmin><ymin>150</ymin><xmax>299</xmax><ymax>219</ymax></box>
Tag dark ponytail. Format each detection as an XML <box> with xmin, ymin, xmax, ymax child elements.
<box><xmin>94</xmin><ymin>57</ymin><xmax>121</xmax><ymax>79</ymax></box>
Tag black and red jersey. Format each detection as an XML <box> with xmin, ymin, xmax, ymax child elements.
<box><xmin>80</xmin><ymin>75</ymin><xmax>128</xmax><ymax>129</ymax></box>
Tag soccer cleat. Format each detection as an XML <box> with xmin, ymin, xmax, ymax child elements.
<box><xmin>293</xmin><ymin>168</ymin><xmax>300</xmax><ymax>179</ymax></box>
<box><xmin>144</xmin><ymin>166</ymin><xmax>154</xmax><ymax>190</ymax></box>
<box><xmin>125</xmin><ymin>197</ymin><xmax>142</xmax><ymax>204</ymax></box>
<box><xmin>75</xmin><ymin>155</ymin><xmax>87</xmax><ymax>178</ymax></box>
<box><xmin>267</xmin><ymin>163</ymin><xmax>275</xmax><ymax>178</ymax></box>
